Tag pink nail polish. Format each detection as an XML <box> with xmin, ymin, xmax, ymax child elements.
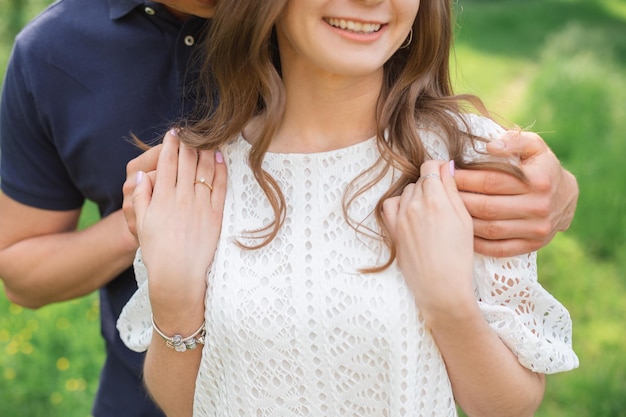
<box><xmin>449</xmin><ymin>160</ymin><xmax>455</xmax><ymax>177</ymax></box>
<box><xmin>169</xmin><ymin>128</ymin><xmax>178</xmax><ymax>137</ymax></box>
<box><xmin>136</xmin><ymin>171</ymin><xmax>144</xmax><ymax>185</ymax></box>
<box><xmin>215</xmin><ymin>151</ymin><xmax>224</xmax><ymax>163</ymax></box>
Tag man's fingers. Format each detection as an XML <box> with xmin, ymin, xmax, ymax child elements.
<box><xmin>486</xmin><ymin>130</ymin><xmax>548</xmax><ymax>161</ymax></box>
<box><xmin>126</xmin><ymin>170</ymin><xmax>158</xmax><ymax>233</ymax></box>
<box><xmin>123</xmin><ymin>145</ymin><xmax>160</xmax><ymax>197</ymax></box>
<box><xmin>132</xmin><ymin>171</ymin><xmax>154</xmax><ymax>236</ymax></box>
<box><xmin>146</xmin><ymin>170</ymin><xmax>157</xmax><ymax>184</ymax></box>
<box><xmin>459</xmin><ymin>192</ymin><xmax>538</xmax><ymax>221</ymax></box>
<box><xmin>455</xmin><ymin>168</ymin><xmax>528</xmax><ymax>195</ymax></box>
<box><xmin>129</xmin><ymin>142</ymin><xmax>162</xmax><ymax>172</ymax></box>
<box><xmin>472</xmin><ymin>217</ymin><xmax>553</xmax><ymax>242</ymax></box>
<box><xmin>473</xmin><ymin>236</ymin><xmax>544</xmax><ymax>258</ymax></box>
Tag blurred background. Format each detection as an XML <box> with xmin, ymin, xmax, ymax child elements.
<box><xmin>1</xmin><ymin>0</ymin><xmax>625</xmax><ymax>416</ymax></box>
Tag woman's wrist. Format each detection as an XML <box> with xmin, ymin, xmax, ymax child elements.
<box><xmin>419</xmin><ymin>290</ymin><xmax>480</xmax><ymax>330</ymax></box>
<box><xmin>151</xmin><ymin>291</ymin><xmax>206</xmax><ymax>336</ymax></box>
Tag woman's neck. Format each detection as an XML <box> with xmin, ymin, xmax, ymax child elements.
<box><xmin>267</xmin><ymin>69</ymin><xmax>382</xmax><ymax>154</ymax></box>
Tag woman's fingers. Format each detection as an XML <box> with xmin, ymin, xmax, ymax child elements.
<box><xmin>153</xmin><ymin>129</ymin><xmax>184</xmax><ymax>194</ymax></box>
<box><xmin>132</xmin><ymin>170</ymin><xmax>154</xmax><ymax>238</ymax></box>
<box><xmin>382</xmin><ymin>195</ymin><xmax>401</xmax><ymax>243</ymax></box>
<box><xmin>440</xmin><ymin>161</ymin><xmax>472</xmax><ymax>224</ymax></box>
<box><xmin>177</xmin><ymin>139</ymin><xmax>200</xmax><ymax>195</ymax></box>
<box><xmin>210</xmin><ymin>151</ymin><xmax>227</xmax><ymax>209</ymax></box>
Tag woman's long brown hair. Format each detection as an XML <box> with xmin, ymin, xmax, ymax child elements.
<box><xmin>179</xmin><ymin>0</ymin><xmax>525</xmax><ymax>269</ymax></box>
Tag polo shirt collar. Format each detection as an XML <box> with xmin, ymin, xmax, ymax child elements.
<box><xmin>108</xmin><ymin>0</ymin><xmax>146</xmax><ymax>20</ymax></box>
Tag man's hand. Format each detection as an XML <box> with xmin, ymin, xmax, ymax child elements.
<box><xmin>122</xmin><ymin>143</ymin><xmax>162</xmax><ymax>239</ymax></box>
<box><xmin>455</xmin><ymin>130</ymin><xmax>578</xmax><ymax>257</ymax></box>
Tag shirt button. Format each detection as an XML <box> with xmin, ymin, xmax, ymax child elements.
<box><xmin>144</xmin><ymin>7</ymin><xmax>155</xmax><ymax>15</ymax></box>
<box><xmin>184</xmin><ymin>35</ymin><xmax>195</xmax><ymax>46</ymax></box>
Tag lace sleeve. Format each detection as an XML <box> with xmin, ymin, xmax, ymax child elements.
<box><xmin>116</xmin><ymin>249</ymin><xmax>153</xmax><ymax>353</ymax></box>
<box><xmin>474</xmin><ymin>252</ymin><xmax>579</xmax><ymax>374</ymax></box>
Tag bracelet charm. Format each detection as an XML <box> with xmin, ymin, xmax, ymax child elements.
<box><xmin>151</xmin><ymin>314</ymin><xmax>206</xmax><ymax>352</ymax></box>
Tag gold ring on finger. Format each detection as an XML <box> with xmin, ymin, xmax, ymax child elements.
<box><xmin>193</xmin><ymin>177</ymin><xmax>213</xmax><ymax>191</ymax></box>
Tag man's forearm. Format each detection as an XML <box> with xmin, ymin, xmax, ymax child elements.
<box><xmin>0</xmin><ymin>210</ymin><xmax>137</xmax><ymax>308</ymax></box>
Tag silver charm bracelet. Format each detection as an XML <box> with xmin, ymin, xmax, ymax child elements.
<box><xmin>151</xmin><ymin>314</ymin><xmax>206</xmax><ymax>352</ymax></box>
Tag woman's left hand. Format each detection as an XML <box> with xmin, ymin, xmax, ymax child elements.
<box><xmin>133</xmin><ymin>129</ymin><xmax>227</xmax><ymax>330</ymax></box>
<box><xmin>382</xmin><ymin>160</ymin><xmax>475</xmax><ymax>319</ymax></box>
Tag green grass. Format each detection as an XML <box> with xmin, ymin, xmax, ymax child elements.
<box><xmin>2</xmin><ymin>1</ymin><xmax>626</xmax><ymax>416</ymax></box>
<box><xmin>0</xmin><ymin>292</ymin><xmax>103</xmax><ymax>416</ymax></box>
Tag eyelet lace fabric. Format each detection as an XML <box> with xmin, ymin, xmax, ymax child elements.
<box><xmin>118</xmin><ymin>115</ymin><xmax>578</xmax><ymax>416</ymax></box>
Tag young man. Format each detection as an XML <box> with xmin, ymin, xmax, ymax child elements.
<box><xmin>0</xmin><ymin>0</ymin><xmax>577</xmax><ymax>416</ymax></box>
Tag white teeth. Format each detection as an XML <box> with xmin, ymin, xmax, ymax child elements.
<box><xmin>326</xmin><ymin>18</ymin><xmax>382</xmax><ymax>34</ymax></box>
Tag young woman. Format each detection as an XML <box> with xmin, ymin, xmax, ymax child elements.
<box><xmin>118</xmin><ymin>0</ymin><xmax>578</xmax><ymax>416</ymax></box>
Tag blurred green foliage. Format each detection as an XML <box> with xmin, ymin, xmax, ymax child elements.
<box><xmin>455</xmin><ymin>1</ymin><xmax>626</xmax><ymax>416</ymax></box>
<box><xmin>1</xmin><ymin>0</ymin><xmax>626</xmax><ymax>416</ymax></box>
<box><xmin>454</xmin><ymin>0</ymin><xmax>626</xmax><ymax>260</ymax></box>
<box><xmin>0</xmin><ymin>0</ymin><xmax>56</xmax><ymax>80</ymax></box>
<box><xmin>0</xmin><ymin>0</ymin><xmax>54</xmax><ymax>41</ymax></box>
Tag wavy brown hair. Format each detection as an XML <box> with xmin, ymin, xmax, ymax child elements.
<box><xmin>179</xmin><ymin>0</ymin><xmax>524</xmax><ymax>268</ymax></box>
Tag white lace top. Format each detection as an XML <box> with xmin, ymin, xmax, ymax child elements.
<box><xmin>117</xmin><ymin>115</ymin><xmax>578</xmax><ymax>416</ymax></box>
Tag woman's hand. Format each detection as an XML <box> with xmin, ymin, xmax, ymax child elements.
<box><xmin>133</xmin><ymin>129</ymin><xmax>227</xmax><ymax>333</ymax></box>
<box><xmin>123</xmin><ymin>143</ymin><xmax>161</xmax><ymax>241</ymax></box>
<box><xmin>383</xmin><ymin>160</ymin><xmax>475</xmax><ymax>321</ymax></box>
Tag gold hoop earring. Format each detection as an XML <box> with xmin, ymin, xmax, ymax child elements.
<box><xmin>401</xmin><ymin>28</ymin><xmax>413</xmax><ymax>49</ymax></box>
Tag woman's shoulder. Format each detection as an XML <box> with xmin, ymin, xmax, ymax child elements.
<box><xmin>220</xmin><ymin>134</ymin><xmax>250</xmax><ymax>158</ymax></box>
<box><xmin>456</xmin><ymin>113</ymin><xmax>506</xmax><ymax>139</ymax></box>
<box><xmin>419</xmin><ymin>112</ymin><xmax>505</xmax><ymax>137</ymax></box>
<box><xmin>416</xmin><ymin>113</ymin><xmax>504</xmax><ymax>160</ymax></box>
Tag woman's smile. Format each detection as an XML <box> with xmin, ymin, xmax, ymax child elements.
<box><xmin>323</xmin><ymin>17</ymin><xmax>384</xmax><ymax>35</ymax></box>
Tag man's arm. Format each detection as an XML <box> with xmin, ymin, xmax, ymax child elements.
<box><xmin>0</xmin><ymin>194</ymin><xmax>138</xmax><ymax>308</ymax></box>
<box><xmin>455</xmin><ymin>130</ymin><xmax>578</xmax><ymax>257</ymax></box>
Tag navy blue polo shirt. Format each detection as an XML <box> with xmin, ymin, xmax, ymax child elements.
<box><xmin>0</xmin><ymin>0</ymin><xmax>210</xmax><ymax>415</ymax></box>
